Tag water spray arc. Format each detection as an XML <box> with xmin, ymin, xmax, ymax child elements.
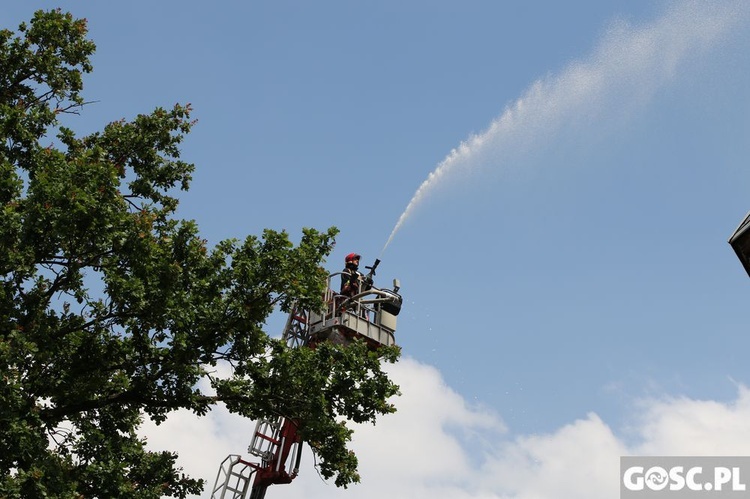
<box><xmin>379</xmin><ymin>0</ymin><xmax>748</xmax><ymax>257</ymax></box>
<box><xmin>380</xmin><ymin>142</ymin><xmax>474</xmax><ymax>257</ymax></box>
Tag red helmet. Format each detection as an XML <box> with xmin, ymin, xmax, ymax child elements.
<box><xmin>345</xmin><ymin>253</ymin><xmax>361</xmax><ymax>263</ymax></box>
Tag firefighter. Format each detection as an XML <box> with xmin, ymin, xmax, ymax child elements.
<box><xmin>340</xmin><ymin>253</ymin><xmax>363</xmax><ymax>297</ymax></box>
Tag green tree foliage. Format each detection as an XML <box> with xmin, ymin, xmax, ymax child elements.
<box><xmin>0</xmin><ymin>10</ymin><xmax>400</xmax><ymax>498</ymax></box>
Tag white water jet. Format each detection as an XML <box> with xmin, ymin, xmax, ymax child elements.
<box><xmin>381</xmin><ymin>0</ymin><xmax>748</xmax><ymax>256</ymax></box>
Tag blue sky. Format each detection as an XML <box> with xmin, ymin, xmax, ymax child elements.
<box><xmin>5</xmin><ymin>1</ymin><xmax>750</xmax><ymax>498</ymax></box>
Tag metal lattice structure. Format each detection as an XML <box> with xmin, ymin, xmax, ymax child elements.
<box><xmin>210</xmin><ymin>455</ymin><xmax>254</xmax><ymax>499</ymax></box>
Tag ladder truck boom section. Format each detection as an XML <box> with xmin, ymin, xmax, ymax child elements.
<box><xmin>211</xmin><ymin>261</ymin><xmax>402</xmax><ymax>499</ymax></box>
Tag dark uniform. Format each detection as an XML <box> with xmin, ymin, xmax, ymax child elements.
<box><xmin>340</xmin><ymin>253</ymin><xmax>362</xmax><ymax>297</ymax></box>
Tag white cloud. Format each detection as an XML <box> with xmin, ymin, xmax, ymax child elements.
<box><xmin>632</xmin><ymin>385</ymin><xmax>750</xmax><ymax>456</ymax></box>
<box><xmin>141</xmin><ymin>358</ymin><xmax>750</xmax><ymax>499</ymax></box>
<box><xmin>475</xmin><ymin>414</ymin><xmax>626</xmax><ymax>499</ymax></box>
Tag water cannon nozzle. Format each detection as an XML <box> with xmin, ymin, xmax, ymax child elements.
<box><xmin>365</xmin><ymin>258</ymin><xmax>381</xmax><ymax>277</ymax></box>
